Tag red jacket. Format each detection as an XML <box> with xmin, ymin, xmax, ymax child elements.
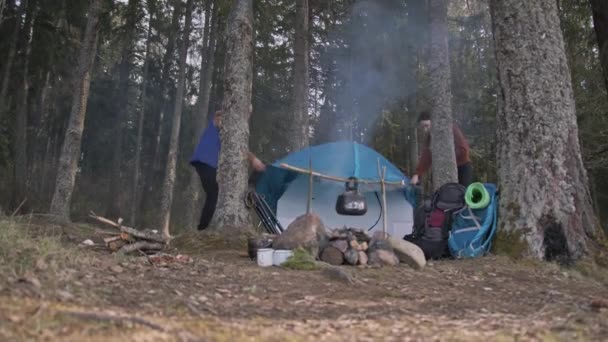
<box><xmin>415</xmin><ymin>124</ymin><xmax>471</xmax><ymax>176</ymax></box>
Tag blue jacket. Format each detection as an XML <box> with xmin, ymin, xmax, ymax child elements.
<box><xmin>190</xmin><ymin>119</ymin><xmax>220</xmax><ymax>168</ymax></box>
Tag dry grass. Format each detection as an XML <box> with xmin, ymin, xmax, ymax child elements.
<box><xmin>0</xmin><ymin>218</ymin><xmax>86</xmax><ymax>275</ymax></box>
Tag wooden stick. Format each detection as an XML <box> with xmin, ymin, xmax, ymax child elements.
<box><xmin>89</xmin><ymin>212</ymin><xmax>167</xmax><ymax>244</ymax></box>
<box><xmin>279</xmin><ymin>162</ymin><xmax>406</xmax><ymax>186</ymax></box>
<box><xmin>306</xmin><ymin>157</ymin><xmax>313</xmax><ymax>214</ymax></box>
<box><xmin>117</xmin><ymin>241</ymin><xmax>165</xmax><ymax>255</ymax></box>
<box><xmin>11</xmin><ymin>198</ymin><xmax>27</xmax><ymax>217</ymax></box>
<box><xmin>382</xmin><ymin>166</ymin><xmax>388</xmax><ymax>235</ymax></box>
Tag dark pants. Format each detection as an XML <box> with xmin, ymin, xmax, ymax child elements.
<box><xmin>193</xmin><ymin>162</ymin><xmax>218</xmax><ymax>230</ymax></box>
<box><xmin>458</xmin><ymin>163</ymin><xmax>473</xmax><ymax>187</ymax></box>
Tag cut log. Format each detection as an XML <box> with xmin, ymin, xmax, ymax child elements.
<box><xmin>107</xmin><ymin>238</ymin><xmax>128</xmax><ymax>252</ymax></box>
<box><xmin>320</xmin><ymin>246</ymin><xmax>344</xmax><ymax>265</ymax></box>
<box><xmin>344</xmin><ymin>248</ymin><xmax>359</xmax><ymax>265</ymax></box>
<box><xmin>349</xmin><ymin>240</ymin><xmax>361</xmax><ymax>251</ymax></box>
<box><xmin>360</xmin><ymin>242</ymin><xmax>368</xmax><ymax>251</ymax></box>
<box><xmin>103</xmin><ymin>236</ymin><xmax>122</xmax><ymax>244</ymax></box>
<box><xmin>358</xmin><ymin>251</ymin><xmax>368</xmax><ymax>265</ymax></box>
<box><xmin>117</xmin><ymin>241</ymin><xmax>165</xmax><ymax>255</ymax></box>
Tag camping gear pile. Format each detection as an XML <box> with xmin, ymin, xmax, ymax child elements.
<box><xmin>88</xmin><ymin>212</ymin><xmax>167</xmax><ymax>254</ymax></box>
<box><xmin>248</xmin><ymin>141</ymin><xmax>499</xmax><ymax>266</ymax></box>
<box><xmin>405</xmin><ymin>182</ymin><xmax>498</xmax><ymax>260</ymax></box>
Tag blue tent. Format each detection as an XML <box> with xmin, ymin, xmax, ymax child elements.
<box><xmin>255</xmin><ymin>142</ymin><xmax>417</xmax><ymax>237</ymax></box>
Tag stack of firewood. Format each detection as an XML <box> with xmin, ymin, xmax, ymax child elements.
<box><xmin>89</xmin><ymin>212</ymin><xmax>167</xmax><ymax>255</ymax></box>
<box><xmin>320</xmin><ymin>227</ymin><xmax>372</xmax><ymax>266</ymax></box>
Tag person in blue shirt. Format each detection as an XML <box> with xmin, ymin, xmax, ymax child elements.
<box><xmin>191</xmin><ymin>110</ymin><xmax>266</xmax><ymax>230</ymax></box>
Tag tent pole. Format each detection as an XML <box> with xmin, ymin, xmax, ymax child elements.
<box><xmin>306</xmin><ymin>157</ymin><xmax>313</xmax><ymax>214</ymax></box>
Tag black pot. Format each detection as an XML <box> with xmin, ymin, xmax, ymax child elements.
<box><xmin>247</xmin><ymin>237</ymin><xmax>273</xmax><ymax>260</ymax></box>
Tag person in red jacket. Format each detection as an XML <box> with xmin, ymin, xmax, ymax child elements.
<box><xmin>410</xmin><ymin>111</ymin><xmax>473</xmax><ymax>187</ymax></box>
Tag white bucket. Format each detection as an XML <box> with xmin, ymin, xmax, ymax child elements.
<box><xmin>257</xmin><ymin>248</ymin><xmax>274</xmax><ymax>267</ymax></box>
<box><xmin>273</xmin><ymin>249</ymin><xmax>293</xmax><ymax>266</ymax></box>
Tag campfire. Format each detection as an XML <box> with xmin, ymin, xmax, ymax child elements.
<box><xmin>320</xmin><ymin>227</ymin><xmax>400</xmax><ymax>266</ymax></box>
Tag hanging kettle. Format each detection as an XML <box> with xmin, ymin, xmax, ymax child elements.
<box><xmin>336</xmin><ymin>177</ymin><xmax>367</xmax><ymax>216</ymax></box>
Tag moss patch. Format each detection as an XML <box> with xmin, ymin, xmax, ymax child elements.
<box><xmin>281</xmin><ymin>248</ymin><xmax>319</xmax><ymax>271</ymax></box>
<box><xmin>493</xmin><ymin>229</ymin><xmax>527</xmax><ymax>259</ymax></box>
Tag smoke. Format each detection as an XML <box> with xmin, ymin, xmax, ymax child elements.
<box><xmin>320</xmin><ymin>0</ymin><xmax>422</xmax><ymax>143</ymax></box>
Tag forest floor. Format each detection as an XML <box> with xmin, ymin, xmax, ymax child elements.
<box><xmin>0</xmin><ymin>217</ymin><xmax>607</xmax><ymax>341</ymax></box>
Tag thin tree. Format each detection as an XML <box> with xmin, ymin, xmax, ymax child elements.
<box><xmin>159</xmin><ymin>0</ymin><xmax>194</xmax><ymax>238</ymax></box>
<box><xmin>289</xmin><ymin>0</ymin><xmax>310</xmax><ymax>151</ymax></box>
<box><xmin>13</xmin><ymin>0</ymin><xmax>37</xmax><ymax>210</ymax></box>
<box><xmin>185</xmin><ymin>0</ymin><xmax>218</xmax><ymax>229</ymax></box>
<box><xmin>152</xmin><ymin>1</ymin><xmax>182</xmax><ymax>170</ymax></box>
<box><xmin>490</xmin><ymin>0</ymin><xmax>604</xmax><ymax>261</ymax></box>
<box><xmin>428</xmin><ymin>0</ymin><xmax>458</xmax><ymax>189</ymax></box>
<box><xmin>0</xmin><ymin>1</ymin><xmax>23</xmax><ymax>120</ymax></box>
<box><xmin>590</xmin><ymin>0</ymin><xmax>608</xmax><ymax>92</ymax></box>
<box><xmin>131</xmin><ymin>0</ymin><xmax>156</xmax><ymax>226</ymax></box>
<box><xmin>209</xmin><ymin>0</ymin><xmax>254</xmax><ymax>230</ymax></box>
<box><xmin>49</xmin><ymin>0</ymin><xmax>104</xmax><ymax>223</ymax></box>
<box><xmin>106</xmin><ymin>0</ymin><xmax>140</xmax><ymax>218</ymax></box>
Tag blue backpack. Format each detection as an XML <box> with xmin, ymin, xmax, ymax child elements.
<box><xmin>448</xmin><ymin>183</ymin><xmax>499</xmax><ymax>258</ymax></box>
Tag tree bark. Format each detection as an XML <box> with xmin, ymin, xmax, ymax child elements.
<box><xmin>13</xmin><ymin>0</ymin><xmax>36</xmax><ymax>210</ymax></box>
<box><xmin>209</xmin><ymin>0</ymin><xmax>254</xmax><ymax>230</ymax></box>
<box><xmin>590</xmin><ymin>0</ymin><xmax>608</xmax><ymax>93</ymax></box>
<box><xmin>49</xmin><ymin>0</ymin><xmax>103</xmax><ymax>223</ymax></box>
<box><xmin>131</xmin><ymin>0</ymin><xmax>155</xmax><ymax>227</ymax></box>
<box><xmin>490</xmin><ymin>0</ymin><xmax>603</xmax><ymax>261</ymax></box>
<box><xmin>106</xmin><ymin>0</ymin><xmax>139</xmax><ymax>218</ymax></box>
<box><xmin>0</xmin><ymin>1</ymin><xmax>22</xmax><ymax>120</ymax></box>
<box><xmin>428</xmin><ymin>0</ymin><xmax>457</xmax><ymax>190</ymax></box>
<box><xmin>184</xmin><ymin>0</ymin><xmax>218</xmax><ymax>229</ymax></box>
<box><xmin>289</xmin><ymin>0</ymin><xmax>310</xmax><ymax>151</ymax></box>
<box><xmin>159</xmin><ymin>0</ymin><xmax>194</xmax><ymax>238</ymax></box>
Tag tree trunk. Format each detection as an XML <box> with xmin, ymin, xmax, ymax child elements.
<box><xmin>590</xmin><ymin>0</ymin><xmax>608</xmax><ymax>93</ymax></box>
<box><xmin>49</xmin><ymin>0</ymin><xmax>103</xmax><ymax>223</ymax></box>
<box><xmin>153</xmin><ymin>3</ymin><xmax>182</xmax><ymax>170</ymax></box>
<box><xmin>428</xmin><ymin>0</ymin><xmax>457</xmax><ymax>190</ymax></box>
<box><xmin>490</xmin><ymin>0</ymin><xmax>603</xmax><ymax>262</ymax></box>
<box><xmin>13</xmin><ymin>0</ymin><xmax>36</xmax><ymax>211</ymax></box>
<box><xmin>106</xmin><ymin>0</ymin><xmax>139</xmax><ymax>219</ymax></box>
<box><xmin>184</xmin><ymin>0</ymin><xmax>218</xmax><ymax>229</ymax></box>
<box><xmin>130</xmin><ymin>0</ymin><xmax>155</xmax><ymax>227</ymax></box>
<box><xmin>159</xmin><ymin>0</ymin><xmax>194</xmax><ymax>238</ymax></box>
<box><xmin>289</xmin><ymin>0</ymin><xmax>310</xmax><ymax>151</ymax></box>
<box><xmin>209</xmin><ymin>0</ymin><xmax>254</xmax><ymax>231</ymax></box>
<box><xmin>0</xmin><ymin>0</ymin><xmax>5</xmax><ymax>25</ymax></box>
<box><xmin>0</xmin><ymin>1</ymin><xmax>22</xmax><ymax>120</ymax></box>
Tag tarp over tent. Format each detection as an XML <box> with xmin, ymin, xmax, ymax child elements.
<box><xmin>255</xmin><ymin>142</ymin><xmax>417</xmax><ymax>238</ymax></box>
